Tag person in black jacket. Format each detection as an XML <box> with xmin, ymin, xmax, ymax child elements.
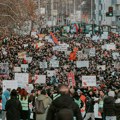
<box><xmin>46</xmin><ymin>84</ymin><xmax>83</xmax><ymax>120</ymax></box>
<box><xmin>103</xmin><ymin>91</ymin><xmax>116</xmax><ymax>120</ymax></box>
<box><xmin>84</xmin><ymin>91</ymin><xmax>95</xmax><ymax>120</ymax></box>
<box><xmin>5</xmin><ymin>89</ymin><xmax>22</xmax><ymax>120</ymax></box>
<box><xmin>115</xmin><ymin>92</ymin><xmax>120</xmax><ymax>120</ymax></box>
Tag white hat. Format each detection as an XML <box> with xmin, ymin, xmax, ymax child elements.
<box><xmin>108</xmin><ymin>91</ymin><xmax>115</xmax><ymax>97</ymax></box>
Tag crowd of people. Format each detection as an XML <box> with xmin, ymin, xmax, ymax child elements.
<box><xmin>0</xmin><ymin>27</ymin><xmax>120</xmax><ymax>120</ymax></box>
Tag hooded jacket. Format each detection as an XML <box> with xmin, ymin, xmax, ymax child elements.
<box><xmin>2</xmin><ymin>90</ymin><xmax>10</xmax><ymax>110</ymax></box>
<box><xmin>115</xmin><ymin>98</ymin><xmax>120</xmax><ymax>116</ymax></box>
<box><xmin>103</xmin><ymin>96</ymin><xmax>115</xmax><ymax>116</ymax></box>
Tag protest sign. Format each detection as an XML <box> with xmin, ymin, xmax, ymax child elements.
<box><xmin>3</xmin><ymin>80</ymin><xmax>18</xmax><ymax>92</ymax></box>
<box><xmin>40</xmin><ymin>62</ymin><xmax>47</xmax><ymax>69</ymax></box>
<box><xmin>101</xmin><ymin>32</ymin><xmax>108</xmax><ymax>39</ymax></box>
<box><xmin>114</xmin><ymin>62</ymin><xmax>120</xmax><ymax>69</ymax></box>
<box><xmin>34</xmin><ymin>75</ymin><xmax>46</xmax><ymax>84</ymax></box>
<box><xmin>15</xmin><ymin>73</ymin><xmax>29</xmax><ymax>88</ymax></box>
<box><xmin>76</xmin><ymin>61</ymin><xmax>89</xmax><ymax>68</ymax></box>
<box><xmin>14</xmin><ymin>67</ymin><xmax>21</xmax><ymax>72</ymax></box>
<box><xmin>25</xmin><ymin>84</ymin><xmax>34</xmax><ymax>93</ymax></box>
<box><xmin>102</xmin><ymin>43</ymin><xmax>116</xmax><ymax>50</ymax></box>
<box><xmin>24</xmin><ymin>44</ymin><xmax>28</xmax><ymax>48</ymax></box>
<box><xmin>65</xmin><ymin>51</ymin><xmax>71</xmax><ymax>55</ymax></box>
<box><xmin>67</xmin><ymin>72</ymin><xmax>76</xmax><ymax>87</ymax></box>
<box><xmin>50</xmin><ymin>60</ymin><xmax>59</xmax><ymax>68</ymax></box>
<box><xmin>82</xmin><ymin>76</ymin><xmax>96</xmax><ymax>87</ymax></box>
<box><xmin>47</xmin><ymin>70</ymin><xmax>56</xmax><ymax>77</ymax></box>
<box><xmin>89</xmin><ymin>48</ymin><xmax>96</xmax><ymax>57</ymax></box>
<box><xmin>26</xmin><ymin>57</ymin><xmax>32</xmax><ymax>63</ymax></box>
<box><xmin>18</xmin><ymin>52</ymin><xmax>26</xmax><ymax>59</ymax></box>
<box><xmin>31</xmin><ymin>31</ymin><xmax>37</xmax><ymax>38</ymax></box>
<box><xmin>77</xmin><ymin>51</ymin><xmax>88</xmax><ymax>60</ymax></box>
<box><xmin>112</xmin><ymin>52</ymin><xmax>119</xmax><ymax>60</ymax></box>
<box><xmin>0</xmin><ymin>63</ymin><xmax>9</xmax><ymax>77</ymax></box>
<box><xmin>97</xmin><ymin>65</ymin><xmax>106</xmax><ymax>71</ymax></box>
<box><xmin>56</xmin><ymin>44</ymin><xmax>69</xmax><ymax>51</ymax></box>
<box><xmin>21</xmin><ymin>64</ymin><xmax>29</xmax><ymax>72</ymax></box>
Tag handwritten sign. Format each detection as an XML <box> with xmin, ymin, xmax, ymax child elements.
<box><xmin>76</xmin><ymin>61</ymin><xmax>89</xmax><ymax>68</ymax></box>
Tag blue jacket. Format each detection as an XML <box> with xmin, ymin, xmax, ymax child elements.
<box><xmin>2</xmin><ymin>90</ymin><xmax>10</xmax><ymax>110</ymax></box>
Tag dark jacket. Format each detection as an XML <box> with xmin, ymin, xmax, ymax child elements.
<box><xmin>86</xmin><ymin>96</ymin><xmax>95</xmax><ymax>113</ymax></box>
<box><xmin>5</xmin><ymin>97</ymin><xmax>22</xmax><ymax>120</ymax></box>
<box><xmin>46</xmin><ymin>94</ymin><xmax>83</xmax><ymax>120</ymax></box>
<box><xmin>103</xmin><ymin>96</ymin><xmax>116</xmax><ymax>116</ymax></box>
<box><xmin>115</xmin><ymin>98</ymin><xmax>120</xmax><ymax>116</ymax></box>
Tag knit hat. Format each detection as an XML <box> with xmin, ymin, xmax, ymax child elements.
<box><xmin>108</xmin><ymin>91</ymin><xmax>115</xmax><ymax>97</ymax></box>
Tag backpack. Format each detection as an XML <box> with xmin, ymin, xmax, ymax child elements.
<box><xmin>35</xmin><ymin>98</ymin><xmax>46</xmax><ymax>114</ymax></box>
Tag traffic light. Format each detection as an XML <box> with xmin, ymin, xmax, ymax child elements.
<box><xmin>106</xmin><ymin>6</ymin><xmax>113</xmax><ymax>17</ymax></box>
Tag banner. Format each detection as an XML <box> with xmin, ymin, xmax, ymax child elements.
<box><xmin>15</xmin><ymin>73</ymin><xmax>29</xmax><ymax>88</ymax></box>
<box><xmin>40</xmin><ymin>62</ymin><xmax>47</xmax><ymax>69</ymax></box>
<box><xmin>3</xmin><ymin>80</ymin><xmax>18</xmax><ymax>92</ymax></box>
<box><xmin>18</xmin><ymin>52</ymin><xmax>26</xmax><ymax>59</ymax></box>
<box><xmin>77</xmin><ymin>51</ymin><xmax>88</xmax><ymax>60</ymax></box>
<box><xmin>0</xmin><ymin>63</ymin><xmax>9</xmax><ymax>77</ymax></box>
<box><xmin>34</xmin><ymin>75</ymin><xmax>46</xmax><ymax>84</ymax></box>
<box><xmin>82</xmin><ymin>76</ymin><xmax>96</xmax><ymax>87</ymax></box>
<box><xmin>14</xmin><ymin>67</ymin><xmax>21</xmax><ymax>72</ymax></box>
<box><xmin>76</xmin><ymin>61</ymin><xmax>89</xmax><ymax>68</ymax></box>
<box><xmin>102</xmin><ymin>43</ymin><xmax>116</xmax><ymax>50</ymax></box>
<box><xmin>68</xmin><ymin>72</ymin><xmax>76</xmax><ymax>87</ymax></box>
<box><xmin>97</xmin><ymin>65</ymin><xmax>106</xmax><ymax>71</ymax></box>
<box><xmin>50</xmin><ymin>60</ymin><xmax>59</xmax><ymax>68</ymax></box>
<box><xmin>89</xmin><ymin>48</ymin><xmax>96</xmax><ymax>57</ymax></box>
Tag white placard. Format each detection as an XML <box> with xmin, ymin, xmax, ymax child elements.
<box><xmin>21</xmin><ymin>64</ymin><xmax>28</xmax><ymax>72</ymax></box>
<box><xmin>3</xmin><ymin>80</ymin><xmax>18</xmax><ymax>92</ymax></box>
<box><xmin>76</xmin><ymin>61</ymin><xmax>89</xmax><ymax>68</ymax></box>
<box><xmin>105</xmin><ymin>43</ymin><xmax>116</xmax><ymax>50</ymax></box>
<box><xmin>97</xmin><ymin>65</ymin><xmax>106</xmax><ymax>71</ymax></box>
<box><xmin>82</xmin><ymin>76</ymin><xmax>96</xmax><ymax>86</ymax></box>
<box><xmin>65</xmin><ymin>51</ymin><xmax>71</xmax><ymax>55</ymax></box>
<box><xmin>47</xmin><ymin>70</ymin><xmax>56</xmax><ymax>77</ymax></box>
<box><xmin>40</xmin><ymin>62</ymin><xmax>47</xmax><ymax>68</ymax></box>
<box><xmin>14</xmin><ymin>67</ymin><xmax>21</xmax><ymax>72</ymax></box>
<box><xmin>15</xmin><ymin>73</ymin><xmax>29</xmax><ymax>88</ymax></box>
<box><xmin>24</xmin><ymin>44</ymin><xmax>28</xmax><ymax>48</ymax></box>
<box><xmin>77</xmin><ymin>51</ymin><xmax>88</xmax><ymax>60</ymax></box>
<box><xmin>34</xmin><ymin>75</ymin><xmax>46</xmax><ymax>84</ymax></box>
<box><xmin>25</xmin><ymin>84</ymin><xmax>34</xmax><ymax>93</ymax></box>
<box><xmin>89</xmin><ymin>48</ymin><xmax>96</xmax><ymax>57</ymax></box>
<box><xmin>112</xmin><ymin>52</ymin><xmax>119</xmax><ymax>60</ymax></box>
<box><xmin>26</xmin><ymin>57</ymin><xmax>32</xmax><ymax>63</ymax></box>
<box><xmin>50</xmin><ymin>60</ymin><xmax>59</xmax><ymax>68</ymax></box>
<box><xmin>54</xmin><ymin>44</ymin><xmax>69</xmax><ymax>51</ymax></box>
<box><xmin>101</xmin><ymin>32</ymin><xmax>108</xmax><ymax>39</ymax></box>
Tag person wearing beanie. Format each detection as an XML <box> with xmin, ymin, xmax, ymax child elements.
<box><xmin>115</xmin><ymin>92</ymin><xmax>120</xmax><ymax>120</ymax></box>
<box><xmin>103</xmin><ymin>91</ymin><xmax>116</xmax><ymax>120</ymax></box>
<box><xmin>5</xmin><ymin>89</ymin><xmax>22</xmax><ymax>120</ymax></box>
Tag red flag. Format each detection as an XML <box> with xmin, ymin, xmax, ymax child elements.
<box><xmin>69</xmin><ymin>52</ymin><xmax>77</xmax><ymax>61</ymax></box>
<box><xmin>50</xmin><ymin>32</ymin><xmax>59</xmax><ymax>45</ymax></box>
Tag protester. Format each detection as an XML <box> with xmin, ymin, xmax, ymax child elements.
<box><xmin>46</xmin><ymin>84</ymin><xmax>83</xmax><ymax>120</ymax></box>
<box><xmin>2</xmin><ymin>89</ymin><xmax>10</xmax><ymax>120</ymax></box>
<box><xmin>5</xmin><ymin>89</ymin><xmax>22</xmax><ymax>120</ymax></box>
<box><xmin>103</xmin><ymin>91</ymin><xmax>116</xmax><ymax>120</ymax></box>
<box><xmin>19</xmin><ymin>89</ymin><xmax>30</xmax><ymax>120</ymax></box>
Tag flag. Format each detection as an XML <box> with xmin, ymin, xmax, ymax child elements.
<box><xmin>50</xmin><ymin>32</ymin><xmax>59</xmax><ymax>45</ymax></box>
<box><xmin>69</xmin><ymin>51</ymin><xmax>77</xmax><ymax>61</ymax></box>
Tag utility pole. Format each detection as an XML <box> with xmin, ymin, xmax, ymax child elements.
<box><xmin>91</xmin><ymin>0</ymin><xmax>93</xmax><ymax>23</ymax></box>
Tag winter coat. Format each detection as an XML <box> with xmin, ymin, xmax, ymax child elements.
<box><xmin>5</xmin><ymin>97</ymin><xmax>22</xmax><ymax>120</ymax></box>
<box><xmin>36</xmin><ymin>94</ymin><xmax>52</xmax><ymax>120</ymax></box>
<box><xmin>46</xmin><ymin>94</ymin><xmax>83</xmax><ymax>120</ymax></box>
<box><xmin>86</xmin><ymin>96</ymin><xmax>95</xmax><ymax>113</ymax></box>
<box><xmin>103</xmin><ymin>96</ymin><xmax>116</xmax><ymax>116</ymax></box>
<box><xmin>115</xmin><ymin>98</ymin><xmax>120</xmax><ymax>116</ymax></box>
<box><xmin>2</xmin><ymin>90</ymin><xmax>10</xmax><ymax>110</ymax></box>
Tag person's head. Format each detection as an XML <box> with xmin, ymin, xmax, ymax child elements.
<box><xmin>58</xmin><ymin>84</ymin><xmax>69</xmax><ymax>95</ymax></box>
<box><xmin>108</xmin><ymin>91</ymin><xmax>115</xmax><ymax>97</ymax></box>
<box><xmin>10</xmin><ymin>89</ymin><xmax>18</xmax><ymax>98</ymax></box>
<box><xmin>20</xmin><ymin>89</ymin><xmax>28</xmax><ymax>100</ymax></box>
